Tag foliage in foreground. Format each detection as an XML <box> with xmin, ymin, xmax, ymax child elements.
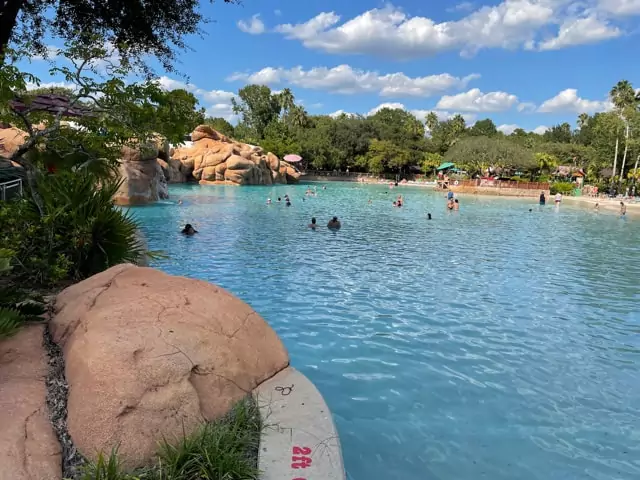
<box><xmin>0</xmin><ymin>172</ymin><xmax>143</xmax><ymax>286</ymax></box>
<box><xmin>76</xmin><ymin>398</ymin><xmax>262</xmax><ymax>480</ymax></box>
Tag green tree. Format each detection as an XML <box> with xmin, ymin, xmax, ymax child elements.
<box><xmin>535</xmin><ymin>152</ymin><xmax>558</xmax><ymax>174</ymax></box>
<box><xmin>468</xmin><ymin>118</ymin><xmax>497</xmax><ymax>137</ymax></box>
<box><xmin>361</xmin><ymin>139</ymin><xmax>409</xmax><ymax>175</ymax></box>
<box><xmin>543</xmin><ymin>123</ymin><xmax>572</xmax><ymax>143</ymax></box>
<box><xmin>422</xmin><ymin>152</ymin><xmax>443</xmax><ymax>175</ymax></box>
<box><xmin>445</xmin><ymin>136</ymin><xmax>535</xmax><ymax>177</ymax></box>
<box><xmin>1</xmin><ymin>0</ymin><xmax>238</xmax><ymax>68</ymax></box>
<box><xmin>204</xmin><ymin>117</ymin><xmax>235</xmax><ymax>137</ymax></box>
<box><xmin>232</xmin><ymin>85</ymin><xmax>281</xmax><ymax>140</ymax></box>
<box><xmin>610</xmin><ymin>80</ymin><xmax>639</xmax><ymax>186</ymax></box>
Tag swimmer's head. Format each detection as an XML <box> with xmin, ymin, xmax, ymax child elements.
<box><xmin>311</xmin><ymin>217</ymin><xmax>316</xmax><ymax>224</ymax></box>
<box><xmin>332</xmin><ymin>216</ymin><xmax>338</xmax><ymax>222</ymax></box>
<box><xmin>427</xmin><ymin>213</ymin><xmax>432</xmax><ymax>220</ymax></box>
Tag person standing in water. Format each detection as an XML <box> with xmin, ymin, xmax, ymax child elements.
<box><xmin>453</xmin><ymin>199</ymin><xmax>460</xmax><ymax>211</ymax></box>
<box><xmin>308</xmin><ymin>217</ymin><xmax>318</xmax><ymax>229</ymax></box>
<box><xmin>539</xmin><ymin>192</ymin><xmax>546</xmax><ymax>206</ymax></box>
<box><xmin>181</xmin><ymin>224</ymin><xmax>198</xmax><ymax>236</ymax></box>
<box><xmin>327</xmin><ymin>216</ymin><xmax>341</xmax><ymax>230</ymax></box>
<box><xmin>554</xmin><ymin>193</ymin><xmax>562</xmax><ymax>206</ymax></box>
<box><xmin>620</xmin><ymin>201</ymin><xmax>627</xmax><ymax>217</ymax></box>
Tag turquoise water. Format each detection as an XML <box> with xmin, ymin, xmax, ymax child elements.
<box><xmin>131</xmin><ymin>183</ymin><xmax>640</xmax><ymax>480</ymax></box>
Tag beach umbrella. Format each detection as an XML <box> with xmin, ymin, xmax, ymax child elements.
<box><xmin>284</xmin><ymin>154</ymin><xmax>302</xmax><ymax>163</ymax></box>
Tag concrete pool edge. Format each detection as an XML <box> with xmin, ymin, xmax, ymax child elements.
<box><xmin>254</xmin><ymin>366</ymin><xmax>346</xmax><ymax>480</ymax></box>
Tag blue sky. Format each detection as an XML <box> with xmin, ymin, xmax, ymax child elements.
<box><xmin>21</xmin><ymin>0</ymin><xmax>640</xmax><ymax>134</ymax></box>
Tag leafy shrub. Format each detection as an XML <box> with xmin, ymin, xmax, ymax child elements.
<box><xmin>77</xmin><ymin>398</ymin><xmax>262</xmax><ymax>480</ymax></box>
<box><xmin>550</xmin><ymin>182</ymin><xmax>575</xmax><ymax>195</ymax></box>
<box><xmin>0</xmin><ymin>172</ymin><xmax>144</xmax><ymax>286</ymax></box>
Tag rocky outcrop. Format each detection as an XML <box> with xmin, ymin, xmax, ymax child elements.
<box><xmin>171</xmin><ymin>125</ymin><xmax>301</xmax><ymax>186</ymax></box>
<box><xmin>0</xmin><ymin>325</ymin><xmax>62</xmax><ymax>480</ymax></box>
<box><xmin>0</xmin><ymin>126</ymin><xmax>28</xmax><ymax>159</ymax></box>
<box><xmin>51</xmin><ymin>264</ymin><xmax>289</xmax><ymax>469</ymax></box>
<box><xmin>114</xmin><ymin>143</ymin><xmax>169</xmax><ymax>206</ymax></box>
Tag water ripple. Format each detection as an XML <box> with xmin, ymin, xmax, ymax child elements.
<box><xmin>132</xmin><ymin>183</ymin><xmax>640</xmax><ymax>480</ymax></box>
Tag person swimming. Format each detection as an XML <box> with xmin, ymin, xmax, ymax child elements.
<box><xmin>447</xmin><ymin>198</ymin><xmax>454</xmax><ymax>210</ymax></box>
<box><xmin>267</xmin><ymin>198</ymin><xmax>272</xmax><ymax>205</ymax></box>
<box><xmin>277</xmin><ymin>197</ymin><xmax>282</xmax><ymax>203</ymax></box>
<box><xmin>308</xmin><ymin>217</ymin><xmax>317</xmax><ymax>229</ymax></box>
<box><xmin>427</xmin><ymin>213</ymin><xmax>432</xmax><ymax>220</ymax></box>
<box><xmin>393</xmin><ymin>201</ymin><xmax>398</xmax><ymax>207</ymax></box>
<box><xmin>178</xmin><ymin>200</ymin><xmax>183</xmax><ymax>205</ymax></box>
<box><xmin>327</xmin><ymin>216</ymin><xmax>341</xmax><ymax>230</ymax></box>
<box><xmin>181</xmin><ymin>224</ymin><xmax>198</xmax><ymax>236</ymax></box>
<box><xmin>453</xmin><ymin>199</ymin><xmax>459</xmax><ymax>211</ymax></box>
<box><xmin>286</xmin><ymin>198</ymin><xmax>292</xmax><ymax>207</ymax></box>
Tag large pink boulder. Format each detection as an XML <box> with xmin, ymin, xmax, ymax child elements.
<box><xmin>0</xmin><ymin>325</ymin><xmax>62</xmax><ymax>480</ymax></box>
<box><xmin>51</xmin><ymin>265</ymin><xmax>289</xmax><ymax>469</ymax></box>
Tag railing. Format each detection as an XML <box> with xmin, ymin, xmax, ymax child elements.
<box><xmin>0</xmin><ymin>178</ymin><xmax>23</xmax><ymax>201</ymax></box>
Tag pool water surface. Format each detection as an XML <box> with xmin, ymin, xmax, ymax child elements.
<box><xmin>131</xmin><ymin>183</ymin><xmax>640</xmax><ymax>480</ymax></box>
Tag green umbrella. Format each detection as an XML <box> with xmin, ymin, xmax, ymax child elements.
<box><xmin>436</xmin><ymin>162</ymin><xmax>455</xmax><ymax>171</ymax></box>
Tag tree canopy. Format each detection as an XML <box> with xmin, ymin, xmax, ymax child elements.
<box><xmin>1</xmin><ymin>0</ymin><xmax>238</xmax><ymax>69</ymax></box>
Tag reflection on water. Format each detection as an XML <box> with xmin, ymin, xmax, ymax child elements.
<box><xmin>132</xmin><ymin>183</ymin><xmax>640</xmax><ymax>480</ymax></box>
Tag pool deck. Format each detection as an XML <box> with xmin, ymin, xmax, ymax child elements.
<box><xmin>254</xmin><ymin>367</ymin><xmax>346</xmax><ymax>480</ymax></box>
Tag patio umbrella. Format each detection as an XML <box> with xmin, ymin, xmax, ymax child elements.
<box><xmin>284</xmin><ymin>154</ymin><xmax>302</xmax><ymax>163</ymax></box>
<box><xmin>436</xmin><ymin>162</ymin><xmax>455</xmax><ymax>171</ymax></box>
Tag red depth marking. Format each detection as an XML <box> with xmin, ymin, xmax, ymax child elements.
<box><xmin>291</xmin><ymin>446</ymin><xmax>312</xmax><ymax>478</ymax></box>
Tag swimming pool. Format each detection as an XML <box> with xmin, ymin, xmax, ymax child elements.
<box><xmin>132</xmin><ymin>183</ymin><xmax>640</xmax><ymax>480</ymax></box>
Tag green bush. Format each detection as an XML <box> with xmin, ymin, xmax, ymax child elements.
<box><xmin>550</xmin><ymin>182</ymin><xmax>575</xmax><ymax>195</ymax></box>
<box><xmin>0</xmin><ymin>172</ymin><xmax>144</xmax><ymax>286</ymax></box>
<box><xmin>77</xmin><ymin>397</ymin><xmax>262</xmax><ymax>480</ymax></box>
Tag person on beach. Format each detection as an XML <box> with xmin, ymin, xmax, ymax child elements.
<box><xmin>327</xmin><ymin>216</ymin><xmax>341</xmax><ymax>230</ymax></box>
<box><xmin>539</xmin><ymin>192</ymin><xmax>546</xmax><ymax>205</ymax></box>
<box><xmin>181</xmin><ymin>224</ymin><xmax>198</xmax><ymax>236</ymax></box>
<box><xmin>454</xmin><ymin>199</ymin><xmax>460</xmax><ymax>211</ymax></box>
<box><xmin>308</xmin><ymin>217</ymin><xmax>318</xmax><ymax>230</ymax></box>
<box><xmin>555</xmin><ymin>193</ymin><xmax>562</xmax><ymax>206</ymax></box>
<box><xmin>620</xmin><ymin>202</ymin><xmax>627</xmax><ymax>216</ymax></box>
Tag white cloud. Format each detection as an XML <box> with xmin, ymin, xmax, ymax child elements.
<box><xmin>367</xmin><ymin>102</ymin><xmax>406</xmax><ymax>116</ymax></box>
<box><xmin>538</xmin><ymin>15</ymin><xmax>621</xmax><ymax>50</ymax></box>
<box><xmin>238</xmin><ymin>14</ymin><xmax>266</xmax><ymax>35</ymax></box>
<box><xmin>328</xmin><ymin>110</ymin><xmax>356</xmax><ymax>118</ymax></box>
<box><xmin>228</xmin><ymin>65</ymin><xmax>479</xmax><ymax>98</ymax></box>
<box><xmin>598</xmin><ymin>0</ymin><xmax>640</xmax><ymax>15</ymax></box>
<box><xmin>156</xmin><ymin>76</ymin><xmax>238</xmax><ymax>122</ymax></box>
<box><xmin>273</xmin><ymin>2</ymin><xmax>636</xmax><ymax>57</ymax></box>
<box><xmin>25</xmin><ymin>81</ymin><xmax>77</xmax><ymax>91</ymax></box>
<box><xmin>538</xmin><ymin>88</ymin><xmax>613</xmax><ymax>113</ymax></box>
<box><xmin>413</xmin><ymin>109</ymin><xmax>478</xmax><ymax>124</ymax></box>
<box><xmin>497</xmin><ymin>123</ymin><xmax>519</xmax><ymax>134</ymax></box>
<box><xmin>533</xmin><ymin>125</ymin><xmax>550</xmax><ymax>134</ymax></box>
<box><xmin>436</xmin><ymin>88</ymin><xmax>519</xmax><ymax>112</ymax></box>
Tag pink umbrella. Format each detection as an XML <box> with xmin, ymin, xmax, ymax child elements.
<box><xmin>284</xmin><ymin>154</ymin><xmax>302</xmax><ymax>163</ymax></box>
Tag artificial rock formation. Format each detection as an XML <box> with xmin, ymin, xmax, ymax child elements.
<box><xmin>51</xmin><ymin>264</ymin><xmax>289</xmax><ymax>469</ymax></box>
<box><xmin>171</xmin><ymin>125</ymin><xmax>301</xmax><ymax>185</ymax></box>
<box><xmin>0</xmin><ymin>325</ymin><xmax>62</xmax><ymax>480</ymax></box>
<box><xmin>0</xmin><ymin>126</ymin><xmax>28</xmax><ymax>159</ymax></box>
<box><xmin>114</xmin><ymin>142</ymin><xmax>169</xmax><ymax>206</ymax></box>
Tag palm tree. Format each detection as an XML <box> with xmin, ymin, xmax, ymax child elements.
<box><xmin>289</xmin><ymin>105</ymin><xmax>309</xmax><ymax>128</ymax></box>
<box><xmin>426</xmin><ymin>112</ymin><xmax>439</xmax><ymax>133</ymax></box>
<box><xmin>610</xmin><ymin>80</ymin><xmax>639</xmax><ymax>187</ymax></box>
<box><xmin>577</xmin><ymin>113</ymin><xmax>589</xmax><ymax>129</ymax></box>
<box><xmin>277</xmin><ymin>88</ymin><xmax>295</xmax><ymax>119</ymax></box>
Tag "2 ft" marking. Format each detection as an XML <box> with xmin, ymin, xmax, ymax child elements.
<box><xmin>291</xmin><ymin>446</ymin><xmax>312</xmax><ymax>479</ymax></box>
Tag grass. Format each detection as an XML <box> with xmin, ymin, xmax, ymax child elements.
<box><xmin>74</xmin><ymin>397</ymin><xmax>262</xmax><ymax>480</ymax></box>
